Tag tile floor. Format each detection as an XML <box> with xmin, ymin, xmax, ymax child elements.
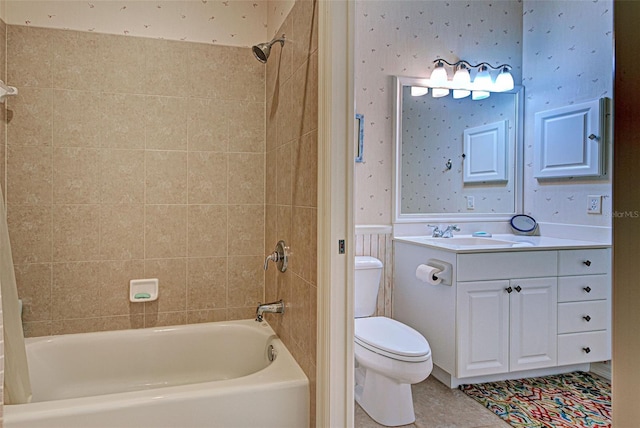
<box><xmin>355</xmin><ymin>376</ymin><xmax>511</xmax><ymax>428</ymax></box>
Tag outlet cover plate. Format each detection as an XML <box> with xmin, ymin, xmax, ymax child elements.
<box><xmin>587</xmin><ymin>195</ymin><xmax>602</xmax><ymax>214</ymax></box>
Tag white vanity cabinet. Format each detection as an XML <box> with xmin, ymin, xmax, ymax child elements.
<box><xmin>456</xmin><ymin>252</ymin><xmax>558</xmax><ymax>378</ymax></box>
<box><xmin>393</xmin><ymin>240</ymin><xmax>611</xmax><ymax>388</ymax></box>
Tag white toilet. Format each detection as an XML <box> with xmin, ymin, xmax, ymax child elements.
<box><xmin>354</xmin><ymin>256</ymin><xmax>433</xmax><ymax>427</ymax></box>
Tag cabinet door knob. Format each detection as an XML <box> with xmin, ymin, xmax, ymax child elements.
<box><xmin>583</xmin><ymin>347</ymin><xmax>591</xmax><ymax>354</ymax></box>
<box><xmin>505</xmin><ymin>287</ymin><xmax>513</xmax><ymax>294</ymax></box>
<box><xmin>583</xmin><ymin>286</ymin><xmax>592</xmax><ymax>293</ymax></box>
<box><xmin>583</xmin><ymin>260</ymin><xmax>592</xmax><ymax>267</ymax></box>
<box><xmin>583</xmin><ymin>315</ymin><xmax>591</xmax><ymax>322</ymax></box>
<box><xmin>514</xmin><ymin>285</ymin><xmax>522</xmax><ymax>292</ymax></box>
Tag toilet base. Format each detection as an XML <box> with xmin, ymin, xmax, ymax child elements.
<box><xmin>355</xmin><ymin>367</ymin><xmax>415</xmax><ymax>427</ymax></box>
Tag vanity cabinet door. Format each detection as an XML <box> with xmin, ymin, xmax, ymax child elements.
<box><xmin>509</xmin><ymin>277</ymin><xmax>558</xmax><ymax>372</ymax></box>
<box><xmin>457</xmin><ymin>280</ymin><xmax>510</xmax><ymax>378</ymax></box>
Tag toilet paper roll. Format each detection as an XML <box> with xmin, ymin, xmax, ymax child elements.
<box><xmin>415</xmin><ymin>264</ymin><xmax>442</xmax><ymax>285</ymax></box>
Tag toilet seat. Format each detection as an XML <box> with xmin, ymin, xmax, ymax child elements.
<box><xmin>355</xmin><ymin>317</ymin><xmax>431</xmax><ymax>362</ymax></box>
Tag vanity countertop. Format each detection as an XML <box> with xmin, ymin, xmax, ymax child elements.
<box><xmin>394</xmin><ymin>234</ymin><xmax>611</xmax><ymax>253</ymax></box>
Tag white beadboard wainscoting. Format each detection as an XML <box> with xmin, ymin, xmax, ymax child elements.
<box><xmin>355</xmin><ymin>225</ymin><xmax>393</xmax><ymax>317</ymax></box>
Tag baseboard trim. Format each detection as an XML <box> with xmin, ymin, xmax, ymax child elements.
<box><xmin>590</xmin><ymin>361</ymin><xmax>612</xmax><ymax>380</ymax></box>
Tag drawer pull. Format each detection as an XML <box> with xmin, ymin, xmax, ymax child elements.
<box><xmin>583</xmin><ymin>315</ymin><xmax>591</xmax><ymax>322</ymax></box>
<box><xmin>583</xmin><ymin>347</ymin><xmax>591</xmax><ymax>354</ymax></box>
<box><xmin>583</xmin><ymin>286</ymin><xmax>592</xmax><ymax>293</ymax></box>
<box><xmin>505</xmin><ymin>287</ymin><xmax>513</xmax><ymax>294</ymax></box>
<box><xmin>583</xmin><ymin>260</ymin><xmax>592</xmax><ymax>267</ymax></box>
<box><xmin>514</xmin><ymin>285</ymin><xmax>522</xmax><ymax>293</ymax></box>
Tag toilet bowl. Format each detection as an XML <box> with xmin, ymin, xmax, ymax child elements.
<box><xmin>354</xmin><ymin>256</ymin><xmax>433</xmax><ymax>427</ymax></box>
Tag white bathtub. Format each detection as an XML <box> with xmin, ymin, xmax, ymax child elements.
<box><xmin>4</xmin><ymin>319</ymin><xmax>309</xmax><ymax>428</ymax></box>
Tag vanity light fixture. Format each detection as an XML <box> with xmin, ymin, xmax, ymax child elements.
<box><xmin>410</xmin><ymin>86</ymin><xmax>429</xmax><ymax>96</ymax></box>
<box><xmin>421</xmin><ymin>59</ymin><xmax>515</xmax><ymax>100</ymax></box>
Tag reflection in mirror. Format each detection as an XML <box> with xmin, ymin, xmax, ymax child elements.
<box><xmin>393</xmin><ymin>76</ymin><xmax>523</xmax><ymax>221</ymax></box>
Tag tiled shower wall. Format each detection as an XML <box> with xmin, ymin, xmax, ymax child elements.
<box><xmin>4</xmin><ymin>25</ymin><xmax>267</xmax><ymax>336</ymax></box>
<box><xmin>263</xmin><ymin>0</ymin><xmax>318</xmax><ymax>425</ymax></box>
<box><xmin>0</xmin><ymin>16</ymin><xmax>6</xmax><ymax>423</ymax></box>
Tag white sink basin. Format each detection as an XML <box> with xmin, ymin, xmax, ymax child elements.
<box><xmin>428</xmin><ymin>237</ymin><xmax>514</xmax><ymax>246</ymax></box>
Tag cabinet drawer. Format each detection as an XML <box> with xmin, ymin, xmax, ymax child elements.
<box><xmin>558</xmin><ymin>331</ymin><xmax>610</xmax><ymax>365</ymax></box>
<box><xmin>558</xmin><ymin>249</ymin><xmax>610</xmax><ymax>275</ymax></box>
<box><xmin>558</xmin><ymin>275</ymin><xmax>610</xmax><ymax>302</ymax></box>
<box><xmin>558</xmin><ymin>301</ymin><xmax>609</xmax><ymax>333</ymax></box>
<box><xmin>457</xmin><ymin>251</ymin><xmax>557</xmax><ymax>281</ymax></box>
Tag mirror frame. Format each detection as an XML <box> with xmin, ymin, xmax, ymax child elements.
<box><xmin>392</xmin><ymin>75</ymin><xmax>524</xmax><ymax>223</ymax></box>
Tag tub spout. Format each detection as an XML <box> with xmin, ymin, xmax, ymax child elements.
<box><xmin>256</xmin><ymin>299</ymin><xmax>285</xmax><ymax>322</ymax></box>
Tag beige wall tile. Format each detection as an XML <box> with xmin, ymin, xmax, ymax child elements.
<box><xmin>7</xmin><ymin>205</ymin><xmax>52</xmax><ymax>264</ymax></box>
<box><xmin>227</xmin><ymin>255</ymin><xmax>264</xmax><ymax>307</ymax></box>
<box><xmin>143</xmin><ymin>39</ymin><xmax>189</xmax><ymax>97</ymax></box>
<box><xmin>222</xmin><ymin>46</ymin><xmax>265</xmax><ymax>103</ymax></box>
<box><xmin>98</xmin><ymin>33</ymin><xmax>145</xmax><ymax>94</ymax></box>
<box><xmin>144</xmin><ymin>205</ymin><xmax>187</xmax><ymax>259</ymax></box>
<box><xmin>51</xmin><ymin>317</ymin><xmax>103</xmax><ymax>335</ymax></box>
<box><xmin>144</xmin><ymin>258</ymin><xmax>187</xmax><ymax>313</ymax></box>
<box><xmin>187</xmin><ymin>309</ymin><xmax>227</xmax><ymax>324</ymax></box>
<box><xmin>7</xmin><ymin>87</ymin><xmax>53</xmax><ymax>147</ymax></box>
<box><xmin>7</xmin><ymin>145</ymin><xmax>52</xmax><ymax>204</ymax></box>
<box><xmin>266</xmin><ymin>19</ymin><xmax>292</xmax><ymax>98</ymax></box>
<box><xmin>52</xmin><ymin>205</ymin><xmax>100</xmax><ymax>262</ymax></box>
<box><xmin>100</xmin><ymin>93</ymin><xmax>146</xmax><ymax>149</ymax></box>
<box><xmin>291</xmin><ymin>0</ymin><xmax>319</xmax><ymax>72</ymax></box>
<box><xmin>52</xmin><ymin>261</ymin><xmax>101</xmax><ymax>319</ymax></box>
<box><xmin>228</xmin><ymin>101</ymin><xmax>265</xmax><ymax>153</ymax></box>
<box><xmin>277</xmin><ymin>78</ymin><xmax>295</xmax><ymax>146</ymax></box>
<box><xmin>290</xmin><ymin>274</ymin><xmax>311</xmax><ymax>354</ymax></box>
<box><xmin>187</xmin><ymin>205</ymin><xmax>227</xmax><ymax>257</ymax></box>
<box><xmin>187</xmin><ymin>151</ymin><xmax>227</xmax><ymax>204</ymax></box>
<box><xmin>276</xmin><ymin>143</ymin><xmax>292</xmax><ymax>205</ymax></box>
<box><xmin>291</xmin><ymin>206</ymin><xmax>316</xmax><ymax>284</ymax></box>
<box><xmin>265</xmin><ymin>149</ymin><xmax>277</xmax><ymax>205</ymax></box>
<box><xmin>99</xmin><ymin>260</ymin><xmax>145</xmax><ymax>316</ymax></box>
<box><xmin>145</xmin><ymin>96</ymin><xmax>188</xmax><ymax>151</ymax></box>
<box><xmin>265</xmin><ymin>203</ymin><xmax>277</xmax><ymax>254</ymax></box>
<box><xmin>145</xmin><ymin>150</ymin><xmax>187</xmax><ymax>204</ymax></box>
<box><xmin>228</xmin><ymin>153</ymin><xmax>264</xmax><ymax>204</ymax></box>
<box><xmin>187</xmin><ymin>97</ymin><xmax>229</xmax><ymax>152</ymax></box>
<box><xmin>53</xmin><ymin>147</ymin><xmax>101</xmax><ymax>204</ymax></box>
<box><xmin>292</xmin><ymin>130</ymin><xmax>317</xmax><ymax>208</ymax></box>
<box><xmin>145</xmin><ymin>311</ymin><xmax>186</xmax><ymax>328</ymax></box>
<box><xmin>187</xmin><ymin>257</ymin><xmax>227</xmax><ymax>310</ymax></box>
<box><xmin>228</xmin><ymin>306</ymin><xmax>256</xmax><ymax>321</ymax></box>
<box><xmin>7</xmin><ymin>26</ymin><xmax>53</xmax><ymax>88</ymax></box>
<box><xmin>101</xmin><ymin>315</ymin><xmax>145</xmax><ymax>331</ymax></box>
<box><xmin>14</xmin><ymin>263</ymin><xmax>52</xmax><ymax>322</ymax></box>
<box><xmin>187</xmin><ymin>43</ymin><xmax>227</xmax><ymax>99</ymax></box>
<box><xmin>277</xmin><ymin>205</ymin><xmax>292</xmax><ymax>247</ymax></box>
<box><xmin>53</xmin><ymin>90</ymin><xmax>101</xmax><ymax>148</ymax></box>
<box><xmin>53</xmin><ymin>30</ymin><xmax>102</xmax><ymax>91</ymax></box>
<box><xmin>100</xmin><ymin>205</ymin><xmax>144</xmax><ymax>260</ymax></box>
<box><xmin>100</xmin><ymin>149</ymin><xmax>145</xmax><ymax>204</ymax></box>
<box><xmin>23</xmin><ymin>321</ymin><xmax>52</xmax><ymax>338</ymax></box>
<box><xmin>266</xmin><ymin>95</ymin><xmax>279</xmax><ymax>152</ymax></box>
<box><xmin>227</xmin><ymin>205</ymin><xmax>264</xmax><ymax>256</ymax></box>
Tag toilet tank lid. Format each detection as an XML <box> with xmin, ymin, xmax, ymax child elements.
<box><xmin>355</xmin><ymin>256</ymin><xmax>383</xmax><ymax>269</ymax></box>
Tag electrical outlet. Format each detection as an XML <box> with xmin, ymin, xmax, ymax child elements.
<box><xmin>466</xmin><ymin>196</ymin><xmax>475</xmax><ymax>210</ymax></box>
<box><xmin>587</xmin><ymin>195</ymin><xmax>602</xmax><ymax>214</ymax></box>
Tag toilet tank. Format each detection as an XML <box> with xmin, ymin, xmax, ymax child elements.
<box><xmin>355</xmin><ymin>256</ymin><xmax>383</xmax><ymax>318</ymax></box>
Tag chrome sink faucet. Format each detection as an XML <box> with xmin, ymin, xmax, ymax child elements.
<box><xmin>427</xmin><ymin>224</ymin><xmax>444</xmax><ymax>238</ymax></box>
<box><xmin>255</xmin><ymin>299</ymin><xmax>285</xmax><ymax>322</ymax></box>
<box><xmin>441</xmin><ymin>224</ymin><xmax>460</xmax><ymax>238</ymax></box>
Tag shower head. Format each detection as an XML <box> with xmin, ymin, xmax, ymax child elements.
<box><xmin>252</xmin><ymin>34</ymin><xmax>286</xmax><ymax>63</ymax></box>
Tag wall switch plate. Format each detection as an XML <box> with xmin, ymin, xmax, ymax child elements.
<box><xmin>587</xmin><ymin>195</ymin><xmax>602</xmax><ymax>214</ymax></box>
<box><xmin>466</xmin><ymin>196</ymin><xmax>475</xmax><ymax>210</ymax></box>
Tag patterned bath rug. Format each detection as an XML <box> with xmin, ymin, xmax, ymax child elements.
<box><xmin>460</xmin><ymin>371</ymin><xmax>611</xmax><ymax>428</ymax></box>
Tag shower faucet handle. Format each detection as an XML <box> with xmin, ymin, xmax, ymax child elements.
<box><xmin>264</xmin><ymin>240</ymin><xmax>289</xmax><ymax>272</ymax></box>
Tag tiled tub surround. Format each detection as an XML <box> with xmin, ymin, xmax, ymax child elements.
<box><xmin>263</xmin><ymin>0</ymin><xmax>318</xmax><ymax>425</ymax></box>
<box><xmin>5</xmin><ymin>25</ymin><xmax>267</xmax><ymax>336</ymax></box>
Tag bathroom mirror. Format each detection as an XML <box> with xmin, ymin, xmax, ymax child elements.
<box><xmin>393</xmin><ymin>76</ymin><xmax>524</xmax><ymax>222</ymax></box>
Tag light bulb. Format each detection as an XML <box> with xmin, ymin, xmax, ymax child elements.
<box><xmin>453</xmin><ymin>89</ymin><xmax>471</xmax><ymax>99</ymax></box>
<box><xmin>494</xmin><ymin>68</ymin><xmax>514</xmax><ymax>92</ymax></box>
<box><xmin>472</xmin><ymin>90</ymin><xmax>490</xmax><ymax>100</ymax></box>
<box><xmin>410</xmin><ymin>86</ymin><xmax>429</xmax><ymax>97</ymax></box>
<box><xmin>430</xmin><ymin>61</ymin><xmax>448</xmax><ymax>86</ymax></box>
<box><xmin>473</xmin><ymin>65</ymin><xmax>492</xmax><ymax>91</ymax></box>
<box><xmin>452</xmin><ymin>64</ymin><xmax>471</xmax><ymax>88</ymax></box>
<box><xmin>432</xmin><ymin>88</ymin><xmax>450</xmax><ymax>98</ymax></box>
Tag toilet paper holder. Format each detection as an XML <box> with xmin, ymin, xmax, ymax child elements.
<box><xmin>426</xmin><ymin>259</ymin><xmax>452</xmax><ymax>286</ymax></box>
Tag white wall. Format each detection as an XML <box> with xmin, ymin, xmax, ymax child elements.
<box><xmin>354</xmin><ymin>0</ymin><xmax>523</xmax><ymax>224</ymax></box>
<box><xmin>5</xmin><ymin>0</ymin><xmax>267</xmax><ymax>47</ymax></box>
<box><xmin>522</xmin><ymin>0</ymin><xmax>613</xmax><ymax>227</ymax></box>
